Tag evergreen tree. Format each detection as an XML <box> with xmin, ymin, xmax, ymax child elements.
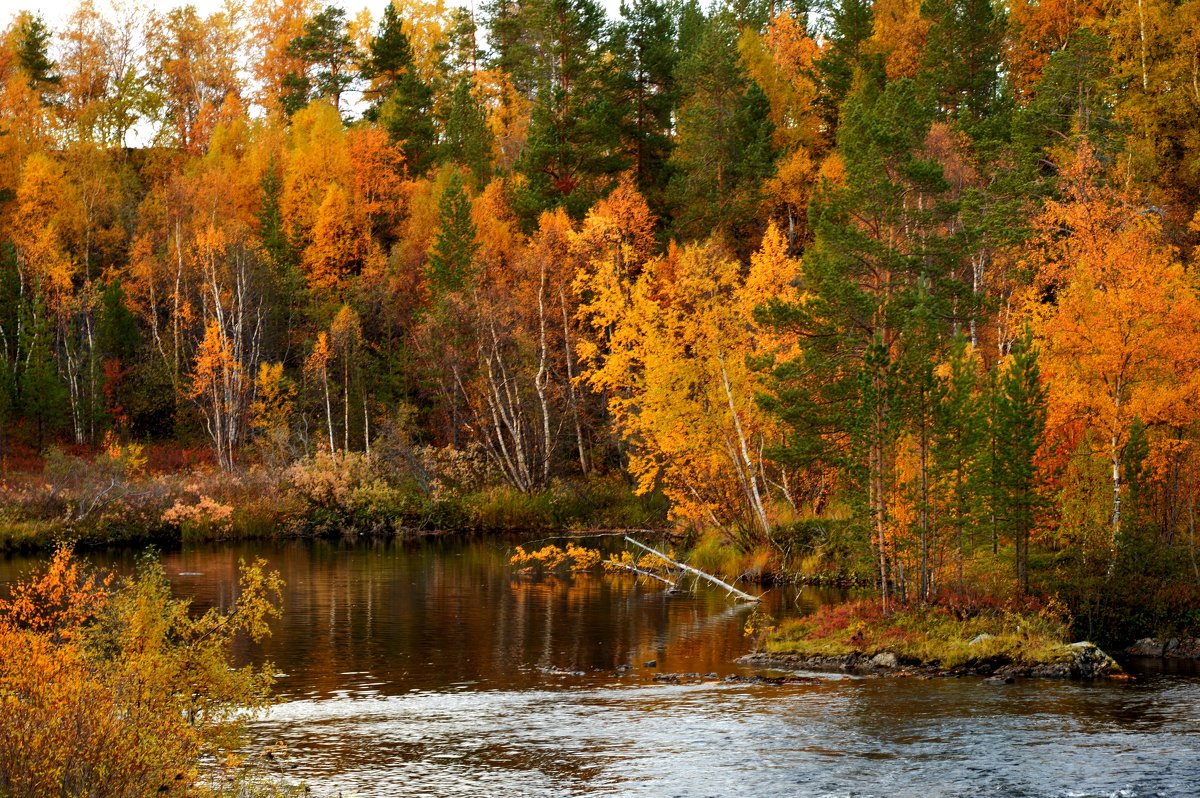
<box><xmin>441</xmin><ymin>76</ymin><xmax>495</xmax><ymax>187</ymax></box>
<box><xmin>20</xmin><ymin>294</ymin><xmax>67</xmax><ymax>452</ymax></box>
<box><xmin>667</xmin><ymin>11</ymin><xmax>776</xmax><ymax>246</ymax></box>
<box><xmin>426</xmin><ymin>172</ymin><xmax>479</xmax><ymax>301</ymax></box>
<box><xmin>920</xmin><ymin>0</ymin><xmax>1003</xmax><ymax>124</ymax></box>
<box><xmin>815</xmin><ymin>0</ymin><xmax>876</xmax><ymax>132</ymax></box>
<box><xmin>364</xmin><ymin>3</ymin><xmax>437</xmax><ymax>174</ymax></box>
<box><xmin>993</xmin><ymin>330</ymin><xmax>1048</xmax><ymax>595</ymax></box>
<box><xmin>15</xmin><ymin>13</ymin><xmax>61</xmax><ymax>99</ymax></box>
<box><xmin>283</xmin><ymin>6</ymin><xmax>358</xmax><ymax>115</ymax></box>
<box><xmin>611</xmin><ymin>0</ymin><xmax>678</xmax><ymax>209</ymax></box>
<box><xmin>758</xmin><ymin>76</ymin><xmax>953</xmax><ymax>606</ymax></box>
<box><xmin>932</xmin><ymin>335</ymin><xmax>985</xmax><ymax>593</ymax></box>
<box><xmin>489</xmin><ymin>0</ymin><xmax>626</xmax><ymax>220</ymax></box>
<box><xmin>96</xmin><ymin>280</ymin><xmax>141</xmax><ymax>432</ymax></box>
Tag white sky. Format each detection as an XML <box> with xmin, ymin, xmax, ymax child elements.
<box><xmin>0</xmin><ymin>0</ymin><xmax>627</xmax><ymax>34</ymax></box>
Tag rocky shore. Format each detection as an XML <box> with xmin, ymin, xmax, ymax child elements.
<box><xmin>737</xmin><ymin>641</ymin><xmax>1124</xmax><ymax>680</ymax></box>
<box><xmin>1124</xmin><ymin>637</ymin><xmax>1200</xmax><ymax>659</ymax></box>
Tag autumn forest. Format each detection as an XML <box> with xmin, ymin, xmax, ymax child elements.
<box><xmin>2</xmin><ymin>0</ymin><xmax>1200</xmax><ymax>649</ymax></box>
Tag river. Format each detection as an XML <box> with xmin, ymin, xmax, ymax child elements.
<box><xmin>2</xmin><ymin>535</ymin><xmax>1198</xmax><ymax>797</ymax></box>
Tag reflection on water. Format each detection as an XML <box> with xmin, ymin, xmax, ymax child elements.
<box><xmin>2</xmin><ymin>536</ymin><xmax>1198</xmax><ymax>797</ymax></box>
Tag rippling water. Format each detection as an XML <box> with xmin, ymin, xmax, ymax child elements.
<box><xmin>3</xmin><ymin>536</ymin><xmax>1197</xmax><ymax>797</ymax></box>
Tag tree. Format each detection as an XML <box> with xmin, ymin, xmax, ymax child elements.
<box><xmin>283</xmin><ymin>5</ymin><xmax>358</xmax><ymax>115</ymax></box>
<box><xmin>425</xmin><ymin>171</ymin><xmax>479</xmax><ymax>300</ymax></box>
<box><xmin>304</xmin><ymin>331</ymin><xmax>335</xmax><ymax>453</ymax></box>
<box><xmin>993</xmin><ymin>331</ymin><xmax>1047</xmax><ymax>594</ymax></box>
<box><xmin>611</xmin><ymin>0</ymin><xmax>678</xmax><ymax>208</ymax></box>
<box><xmin>364</xmin><ymin>2</ymin><xmax>437</xmax><ymax>174</ymax></box>
<box><xmin>1028</xmin><ymin>146</ymin><xmax>1200</xmax><ymax>563</ymax></box>
<box><xmin>668</xmin><ymin>11</ymin><xmax>776</xmax><ymax>246</ymax></box>
<box><xmin>441</xmin><ymin>75</ymin><xmax>495</xmax><ymax>186</ymax></box>
<box><xmin>490</xmin><ymin>0</ymin><xmax>626</xmax><ymax>220</ymax></box>
<box><xmin>14</xmin><ymin>13</ymin><xmax>60</xmax><ymax>99</ymax></box>
<box><xmin>250</xmin><ymin>362</ymin><xmax>296</xmax><ymax>466</ymax></box>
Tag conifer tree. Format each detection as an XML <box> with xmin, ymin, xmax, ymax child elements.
<box><xmin>283</xmin><ymin>6</ymin><xmax>358</xmax><ymax>115</ymax></box>
<box><xmin>667</xmin><ymin>11</ymin><xmax>776</xmax><ymax>245</ymax></box>
<box><xmin>441</xmin><ymin>76</ymin><xmax>495</xmax><ymax>187</ymax></box>
<box><xmin>364</xmin><ymin>3</ymin><xmax>437</xmax><ymax>174</ymax></box>
<box><xmin>426</xmin><ymin>172</ymin><xmax>479</xmax><ymax>301</ymax></box>
<box><xmin>993</xmin><ymin>331</ymin><xmax>1047</xmax><ymax>595</ymax></box>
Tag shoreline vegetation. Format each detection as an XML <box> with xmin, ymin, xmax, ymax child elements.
<box><xmin>6</xmin><ymin>0</ymin><xmax>1200</xmax><ymax>789</ymax></box>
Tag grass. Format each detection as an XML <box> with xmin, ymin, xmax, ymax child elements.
<box><xmin>763</xmin><ymin>598</ymin><xmax>1075</xmax><ymax>669</ymax></box>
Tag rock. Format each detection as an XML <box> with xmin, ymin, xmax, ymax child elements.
<box><xmin>616</xmin><ymin>664</ymin><xmax>632</xmax><ymax>672</ymax></box>
<box><xmin>870</xmin><ymin>652</ymin><xmax>899</xmax><ymax>669</ymax></box>
<box><xmin>643</xmin><ymin>659</ymin><xmax>657</xmax><ymax>668</ymax></box>
<box><xmin>1125</xmin><ymin>638</ymin><xmax>1166</xmax><ymax>657</ymax></box>
<box><xmin>1063</xmin><ymin>641</ymin><xmax>1122</xmax><ymax>679</ymax></box>
<box><xmin>969</xmin><ymin>633</ymin><xmax>995</xmax><ymax>646</ymax></box>
<box><xmin>982</xmin><ymin>675</ymin><xmax>1014</xmax><ymax>685</ymax></box>
<box><xmin>1170</xmin><ymin>637</ymin><xmax>1200</xmax><ymax>659</ymax></box>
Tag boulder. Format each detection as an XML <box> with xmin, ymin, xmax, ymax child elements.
<box><xmin>1125</xmin><ymin>638</ymin><xmax>1165</xmax><ymax>657</ymax></box>
<box><xmin>870</xmin><ymin>652</ymin><xmax>899</xmax><ymax>669</ymax></box>
<box><xmin>1169</xmin><ymin>637</ymin><xmax>1200</xmax><ymax>659</ymax></box>
<box><xmin>1064</xmin><ymin>641</ymin><xmax>1122</xmax><ymax>679</ymax></box>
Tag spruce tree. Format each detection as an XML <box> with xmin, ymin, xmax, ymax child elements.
<box><xmin>441</xmin><ymin>76</ymin><xmax>495</xmax><ymax>188</ymax></box>
<box><xmin>365</xmin><ymin>4</ymin><xmax>437</xmax><ymax>174</ymax></box>
<box><xmin>426</xmin><ymin>172</ymin><xmax>479</xmax><ymax>302</ymax></box>
<box><xmin>994</xmin><ymin>330</ymin><xmax>1048</xmax><ymax>595</ymax></box>
<box><xmin>15</xmin><ymin>13</ymin><xmax>61</xmax><ymax>100</ymax></box>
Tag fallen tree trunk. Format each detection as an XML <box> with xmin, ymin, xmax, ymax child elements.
<box><xmin>623</xmin><ymin>536</ymin><xmax>761</xmax><ymax>603</ymax></box>
<box><xmin>606</xmin><ymin>560</ymin><xmax>678</xmax><ymax>587</ymax></box>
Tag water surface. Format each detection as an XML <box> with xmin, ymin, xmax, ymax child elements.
<box><xmin>2</xmin><ymin>536</ymin><xmax>1196</xmax><ymax>797</ymax></box>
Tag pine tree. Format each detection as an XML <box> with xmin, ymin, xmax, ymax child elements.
<box><xmin>667</xmin><ymin>11</ymin><xmax>776</xmax><ymax>246</ymax></box>
<box><xmin>283</xmin><ymin>5</ymin><xmax>358</xmax><ymax>115</ymax></box>
<box><xmin>488</xmin><ymin>0</ymin><xmax>625</xmax><ymax>220</ymax></box>
<box><xmin>441</xmin><ymin>76</ymin><xmax>495</xmax><ymax>187</ymax></box>
<box><xmin>611</xmin><ymin>0</ymin><xmax>678</xmax><ymax>208</ymax></box>
<box><xmin>919</xmin><ymin>0</ymin><xmax>1002</xmax><ymax>124</ymax></box>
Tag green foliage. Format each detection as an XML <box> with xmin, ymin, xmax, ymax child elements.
<box><xmin>441</xmin><ymin>75</ymin><xmax>494</xmax><ymax>187</ymax></box>
<box><xmin>668</xmin><ymin>11</ymin><xmax>776</xmax><ymax>245</ymax></box>
<box><xmin>425</xmin><ymin>171</ymin><xmax>479</xmax><ymax>300</ymax></box>
<box><xmin>283</xmin><ymin>5</ymin><xmax>357</xmax><ymax>114</ymax></box>
<box><xmin>366</xmin><ymin>3</ymin><xmax>437</xmax><ymax>174</ymax></box>
<box><xmin>14</xmin><ymin>13</ymin><xmax>60</xmax><ymax>97</ymax></box>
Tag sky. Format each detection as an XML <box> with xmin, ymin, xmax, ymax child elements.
<box><xmin>0</xmin><ymin>0</ymin><xmax>627</xmax><ymax>33</ymax></box>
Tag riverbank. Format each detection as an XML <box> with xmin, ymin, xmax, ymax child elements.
<box><xmin>0</xmin><ymin>446</ymin><xmax>668</xmax><ymax>553</ymax></box>
<box><xmin>746</xmin><ymin>599</ymin><xmax>1124</xmax><ymax>680</ymax></box>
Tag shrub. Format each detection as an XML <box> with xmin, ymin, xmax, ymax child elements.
<box><xmin>0</xmin><ymin>546</ymin><xmax>284</xmax><ymax>797</ymax></box>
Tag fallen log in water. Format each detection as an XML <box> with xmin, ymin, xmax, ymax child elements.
<box><xmin>623</xmin><ymin>536</ymin><xmax>761</xmax><ymax>603</ymax></box>
<box><xmin>606</xmin><ymin>560</ymin><xmax>679</xmax><ymax>587</ymax></box>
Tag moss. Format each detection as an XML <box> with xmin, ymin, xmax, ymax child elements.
<box><xmin>763</xmin><ymin>600</ymin><xmax>1074</xmax><ymax>669</ymax></box>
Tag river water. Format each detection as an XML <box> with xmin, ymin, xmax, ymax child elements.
<box><xmin>2</xmin><ymin>535</ymin><xmax>1198</xmax><ymax>797</ymax></box>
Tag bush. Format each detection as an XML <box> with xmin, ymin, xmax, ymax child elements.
<box><xmin>0</xmin><ymin>546</ymin><xmax>283</xmax><ymax>797</ymax></box>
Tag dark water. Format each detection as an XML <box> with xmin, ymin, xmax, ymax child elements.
<box><xmin>2</xmin><ymin>536</ymin><xmax>1198</xmax><ymax>797</ymax></box>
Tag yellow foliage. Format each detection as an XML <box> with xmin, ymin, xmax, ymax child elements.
<box><xmin>509</xmin><ymin>543</ymin><xmax>602</xmax><ymax>574</ymax></box>
<box><xmin>0</xmin><ymin>546</ymin><xmax>282</xmax><ymax>797</ymax></box>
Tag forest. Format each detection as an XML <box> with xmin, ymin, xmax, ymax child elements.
<box><xmin>1</xmin><ymin>0</ymin><xmax>1199</xmax><ymax>647</ymax></box>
